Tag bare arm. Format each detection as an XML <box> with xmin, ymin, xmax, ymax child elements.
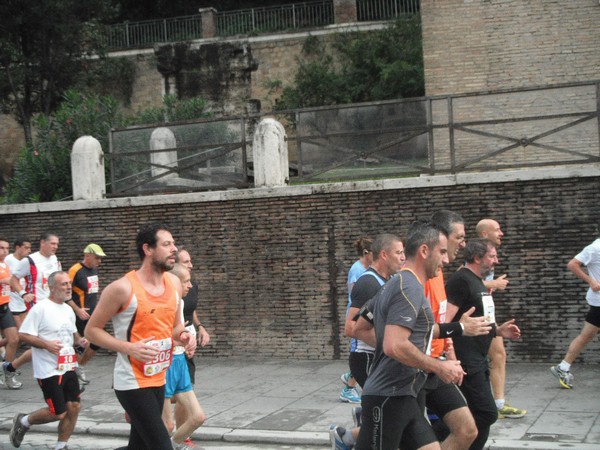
<box><xmin>383</xmin><ymin>324</ymin><xmax>464</xmax><ymax>385</ymax></box>
<box><xmin>568</xmin><ymin>258</ymin><xmax>600</xmax><ymax>292</ymax></box>
<box><xmin>344</xmin><ymin>306</ymin><xmax>360</xmax><ymax>338</ymax></box>
<box><xmin>19</xmin><ymin>332</ymin><xmax>63</xmax><ymax>355</ymax></box>
<box><xmin>483</xmin><ymin>274</ymin><xmax>509</xmax><ymax>291</ymax></box>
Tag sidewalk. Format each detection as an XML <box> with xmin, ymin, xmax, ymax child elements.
<box><xmin>1</xmin><ymin>356</ymin><xmax>599</xmax><ymax>449</ymax></box>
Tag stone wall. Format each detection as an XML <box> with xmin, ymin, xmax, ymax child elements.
<box><xmin>421</xmin><ymin>0</ymin><xmax>600</xmax><ymax>96</ymax></box>
<box><xmin>1</xmin><ymin>168</ymin><xmax>599</xmax><ymax>363</ymax></box>
<box><xmin>0</xmin><ymin>114</ymin><xmax>25</xmax><ymax>190</ymax></box>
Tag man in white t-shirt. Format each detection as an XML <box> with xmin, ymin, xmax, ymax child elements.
<box><xmin>5</xmin><ymin>232</ymin><xmax>62</xmax><ymax>387</ymax></box>
<box><xmin>10</xmin><ymin>271</ymin><xmax>87</xmax><ymax>450</ymax></box>
<box><xmin>11</xmin><ymin>231</ymin><xmax>61</xmax><ymax>305</ymax></box>
<box><xmin>6</xmin><ymin>238</ymin><xmax>32</xmax><ymax>328</ymax></box>
<box><xmin>551</xmin><ymin>236</ymin><xmax>600</xmax><ymax>389</ymax></box>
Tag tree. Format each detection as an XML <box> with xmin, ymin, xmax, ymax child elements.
<box><xmin>0</xmin><ymin>0</ymin><xmax>117</xmax><ymax>144</ymax></box>
<box><xmin>3</xmin><ymin>91</ymin><xmax>213</xmax><ymax>204</ymax></box>
<box><xmin>275</xmin><ymin>16</ymin><xmax>424</xmax><ymax>109</ymax></box>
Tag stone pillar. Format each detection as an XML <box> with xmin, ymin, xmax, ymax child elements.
<box><xmin>199</xmin><ymin>8</ymin><xmax>217</xmax><ymax>38</ymax></box>
<box><xmin>150</xmin><ymin>127</ymin><xmax>178</xmax><ymax>180</ymax></box>
<box><xmin>333</xmin><ymin>0</ymin><xmax>357</xmax><ymax>24</ymax></box>
<box><xmin>252</xmin><ymin>118</ymin><xmax>289</xmax><ymax>187</ymax></box>
<box><xmin>71</xmin><ymin>136</ymin><xmax>106</xmax><ymax>200</ymax></box>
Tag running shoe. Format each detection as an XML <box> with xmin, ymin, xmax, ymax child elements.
<box><xmin>352</xmin><ymin>406</ymin><xmax>362</xmax><ymax>428</ymax></box>
<box><xmin>75</xmin><ymin>366</ymin><xmax>90</xmax><ymax>384</ymax></box>
<box><xmin>10</xmin><ymin>413</ymin><xmax>29</xmax><ymax>448</ymax></box>
<box><xmin>498</xmin><ymin>403</ymin><xmax>526</xmax><ymax>419</ymax></box>
<box><xmin>550</xmin><ymin>365</ymin><xmax>574</xmax><ymax>389</ymax></box>
<box><xmin>173</xmin><ymin>442</ymin><xmax>193</xmax><ymax>450</ymax></box>
<box><xmin>329</xmin><ymin>424</ymin><xmax>351</xmax><ymax>450</ymax></box>
<box><xmin>4</xmin><ymin>369</ymin><xmax>22</xmax><ymax>389</ymax></box>
<box><xmin>339</xmin><ymin>386</ymin><xmax>361</xmax><ymax>403</ymax></box>
<box><xmin>340</xmin><ymin>372</ymin><xmax>352</xmax><ymax>386</ymax></box>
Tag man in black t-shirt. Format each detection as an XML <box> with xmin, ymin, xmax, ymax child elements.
<box><xmin>66</xmin><ymin>243</ymin><xmax>106</xmax><ymax>386</ymax></box>
<box><xmin>445</xmin><ymin>238</ymin><xmax>521</xmax><ymax>450</ymax></box>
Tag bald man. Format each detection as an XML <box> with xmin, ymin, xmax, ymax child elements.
<box><xmin>476</xmin><ymin>219</ymin><xmax>525</xmax><ymax>419</ymax></box>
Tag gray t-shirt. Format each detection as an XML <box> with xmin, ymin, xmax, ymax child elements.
<box><xmin>362</xmin><ymin>269</ymin><xmax>434</xmax><ymax>397</ymax></box>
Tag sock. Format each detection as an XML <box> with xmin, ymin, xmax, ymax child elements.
<box><xmin>6</xmin><ymin>362</ymin><xmax>16</xmax><ymax>372</ymax></box>
<box><xmin>558</xmin><ymin>360</ymin><xmax>571</xmax><ymax>372</ymax></box>
<box><xmin>495</xmin><ymin>399</ymin><xmax>505</xmax><ymax>410</ymax></box>
<box><xmin>342</xmin><ymin>429</ymin><xmax>356</xmax><ymax>446</ymax></box>
<box><xmin>54</xmin><ymin>441</ymin><xmax>68</xmax><ymax>450</ymax></box>
<box><xmin>21</xmin><ymin>415</ymin><xmax>31</xmax><ymax>428</ymax></box>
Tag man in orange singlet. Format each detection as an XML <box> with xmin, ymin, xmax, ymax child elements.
<box><xmin>86</xmin><ymin>222</ymin><xmax>196</xmax><ymax>450</ymax></box>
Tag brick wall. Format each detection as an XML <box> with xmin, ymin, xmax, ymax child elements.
<box><xmin>421</xmin><ymin>0</ymin><xmax>600</xmax><ymax>95</ymax></box>
<box><xmin>1</xmin><ymin>174</ymin><xmax>600</xmax><ymax>363</ymax></box>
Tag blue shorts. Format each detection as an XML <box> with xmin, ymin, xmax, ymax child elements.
<box><xmin>164</xmin><ymin>353</ymin><xmax>192</xmax><ymax>398</ymax></box>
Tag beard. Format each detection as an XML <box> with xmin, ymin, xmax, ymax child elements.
<box><xmin>152</xmin><ymin>256</ymin><xmax>175</xmax><ymax>272</ymax></box>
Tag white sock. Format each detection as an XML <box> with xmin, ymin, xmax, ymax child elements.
<box><xmin>54</xmin><ymin>441</ymin><xmax>68</xmax><ymax>450</ymax></box>
<box><xmin>558</xmin><ymin>360</ymin><xmax>571</xmax><ymax>372</ymax></box>
<box><xmin>495</xmin><ymin>399</ymin><xmax>505</xmax><ymax>410</ymax></box>
<box><xmin>21</xmin><ymin>415</ymin><xmax>31</xmax><ymax>428</ymax></box>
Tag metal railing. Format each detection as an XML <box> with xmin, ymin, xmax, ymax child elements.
<box><xmin>108</xmin><ymin>80</ymin><xmax>600</xmax><ymax>194</ymax></box>
<box><xmin>217</xmin><ymin>1</ymin><xmax>334</xmax><ymax>37</ymax></box>
<box><xmin>357</xmin><ymin>0</ymin><xmax>420</xmax><ymax>21</ymax></box>
<box><xmin>105</xmin><ymin>15</ymin><xmax>203</xmax><ymax>50</ymax></box>
<box><xmin>105</xmin><ymin>1</ymin><xmax>421</xmax><ymax>50</ymax></box>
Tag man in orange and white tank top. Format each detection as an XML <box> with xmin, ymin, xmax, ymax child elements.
<box><xmin>86</xmin><ymin>222</ymin><xmax>196</xmax><ymax>450</ymax></box>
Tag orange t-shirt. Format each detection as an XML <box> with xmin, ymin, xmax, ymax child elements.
<box><xmin>424</xmin><ymin>271</ymin><xmax>448</xmax><ymax>359</ymax></box>
<box><xmin>0</xmin><ymin>263</ymin><xmax>12</xmax><ymax>306</ymax></box>
<box><xmin>112</xmin><ymin>271</ymin><xmax>179</xmax><ymax>390</ymax></box>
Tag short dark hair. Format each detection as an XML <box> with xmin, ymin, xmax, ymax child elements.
<box><xmin>404</xmin><ymin>221</ymin><xmax>443</xmax><ymax>258</ymax></box>
<box><xmin>136</xmin><ymin>222</ymin><xmax>172</xmax><ymax>260</ymax></box>
<box><xmin>353</xmin><ymin>237</ymin><xmax>373</xmax><ymax>256</ymax></box>
<box><xmin>14</xmin><ymin>238</ymin><xmax>31</xmax><ymax>248</ymax></box>
<box><xmin>430</xmin><ymin>210</ymin><xmax>464</xmax><ymax>237</ymax></box>
<box><xmin>371</xmin><ymin>234</ymin><xmax>402</xmax><ymax>261</ymax></box>
<box><xmin>40</xmin><ymin>231</ymin><xmax>58</xmax><ymax>242</ymax></box>
<box><xmin>0</xmin><ymin>237</ymin><xmax>9</xmax><ymax>245</ymax></box>
<box><xmin>464</xmin><ymin>238</ymin><xmax>494</xmax><ymax>263</ymax></box>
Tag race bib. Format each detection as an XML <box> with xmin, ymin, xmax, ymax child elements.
<box><xmin>87</xmin><ymin>275</ymin><xmax>99</xmax><ymax>294</ymax></box>
<box><xmin>1</xmin><ymin>284</ymin><xmax>10</xmax><ymax>297</ymax></box>
<box><xmin>481</xmin><ymin>293</ymin><xmax>495</xmax><ymax>324</ymax></box>
<box><xmin>42</xmin><ymin>270</ymin><xmax>54</xmax><ymax>292</ymax></box>
<box><xmin>142</xmin><ymin>338</ymin><xmax>173</xmax><ymax>377</ymax></box>
<box><xmin>57</xmin><ymin>346</ymin><xmax>78</xmax><ymax>371</ymax></box>
<box><xmin>438</xmin><ymin>299</ymin><xmax>447</xmax><ymax>323</ymax></box>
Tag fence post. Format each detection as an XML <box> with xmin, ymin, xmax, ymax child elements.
<box><xmin>199</xmin><ymin>8</ymin><xmax>217</xmax><ymax>38</ymax></box>
<box><xmin>252</xmin><ymin>118</ymin><xmax>289</xmax><ymax>187</ymax></box>
<box><xmin>71</xmin><ymin>136</ymin><xmax>106</xmax><ymax>201</ymax></box>
<box><xmin>333</xmin><ymin>0</ymin><xmax>358</xmax><ymax>24</ymax></box>
<box><xmin>150</xmin><ymin>127</ymin><xmax>178</xmax><ymax>180</ymax></box>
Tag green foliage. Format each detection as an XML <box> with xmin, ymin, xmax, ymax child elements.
<box><xmin>75</xmin><ymin>57</ymin><xmax>138</xmax><ymax>106</ymax></box>
<box><xmin>132</xmin><ymin>94</ymin><xmax>211</xmax><ymax>125</ymax></box>
<box><xmin>0</xmin><ymin>0</ymin><xmax>118</xmax><ymax>143</ymax></box>
<box><xmin>4</xmin><ymin>91</ymin><xmax>123</xmax><ymax>203</ymax></box>
<box><xmin>275</xmin><ymin>16</ymin><xmax>424</xmax><ymax>109</ymax></box>
<box><xmin>3</xmin><ymin>91</ymin><xmax>214</xmax><ymax>203</ymax></box>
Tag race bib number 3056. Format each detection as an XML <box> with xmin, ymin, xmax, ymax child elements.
<box><xmin>143</xmin><ymin>338</ymin><xmax>173</xmax><ymax>377</ymax></box>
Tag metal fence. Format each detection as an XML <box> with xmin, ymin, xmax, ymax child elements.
<box><xmin>217</xmin><ymin>1</ymin><xmax>334</xmax><ymax>36</ymax></box>
<box><xmin>108</xmin><ymin>80</ymin><xmax>600</xmax><ymax>195</ymax></box>
<box><xmin>105</xmin><ymin>1</ymin><xmax>420</xmax><ymax>50</ymax></box>
<box><xmin>357</xmin><ymin>0</ymin><xmax>420</xmax><ymax>21</ymax></box>
<box><xmin>105</xmin><ymin>15</ymin><xmax>203</xmax><ymax>50</ymax></box>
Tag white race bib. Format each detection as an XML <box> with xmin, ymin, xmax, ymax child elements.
<box><xmin>142</xmin><ymin>338</ymin><xmax>172</xmax><ymax>376</ymax></box>
<box><xmin>481</xmin><ymin>293</ymin><xmax>495</xmax><ymax>324</ymax></box>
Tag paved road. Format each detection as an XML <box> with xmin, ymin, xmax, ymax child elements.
<box><xmin>1</xmin><ymin>356</ymin><xmax>599</xmax><ymax>449</ymax></box>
